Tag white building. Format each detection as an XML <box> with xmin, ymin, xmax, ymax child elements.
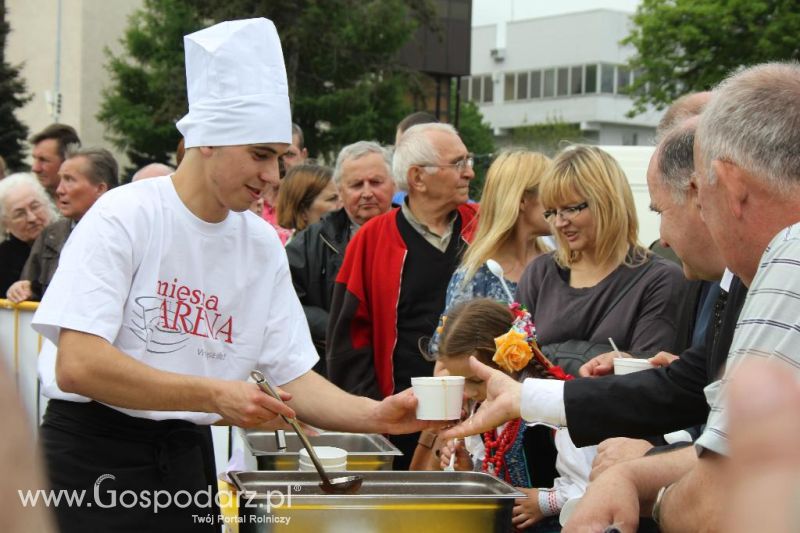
<box><xmin>6</xmin><ymin>0</ymin><xmax>144</xmax><ymax>168</ymax></box>
<box><xmin>465</xmin><ymin>1</ymin><xmax>662</xmax><ymax>146</ymax></box>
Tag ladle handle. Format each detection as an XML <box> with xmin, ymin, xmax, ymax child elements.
<box><xmin>249</xmin><ymin>370</ymin><xmax>333</xmax><ymax>485</ymax></box>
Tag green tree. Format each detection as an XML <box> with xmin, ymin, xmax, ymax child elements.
<box><xmin>510</xmin><ymin>117</ymin><xmax>583</xmax><ymax>156</ymax></box>
<box><xmin>0</xmin><ymin>0</ymin><xmax>31</xmax><ymax>170</ymax></box>
<box><xmin>99</xmin><ymin>0</ymin><xmax>437</xmax><ymax>164</ymax></box>
<box><xmin>97</xmin><ymin>0</ymin><xmax>204</xmax><ymax>169</ymax></box>
<box><xmin>623</xmin><ymin>0</ymin><xmax>800</xmax><ymax>115</ymax></box>
<box><xmin>196</xmin><ymin>0</ymin><xmax>436</xmax><ymax>158</ymax></box>
<box><xmin>452</xmin><ymin>97</ymin><xmax>495</xmax><ymax>200</ymax></box>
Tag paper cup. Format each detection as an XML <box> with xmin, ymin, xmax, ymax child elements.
<box><xmin>613</xmin><ymin>357</ymin><xmax>653</xmax><ymax>375</ymax></box>
<box><xmin>411</xmin><ymin>376</ymin><xmax>465</xmax><ymax>420</ymax></box>
<box><xmin>299</xmin><ymin>446</ymin><xmax>347</xmax><ymax>472</ymax></box>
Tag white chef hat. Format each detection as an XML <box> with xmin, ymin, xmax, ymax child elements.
<box><xmin>176</xmin><ymin>18</ymin><xmax>292</xmax><ymax>148</ymax></box>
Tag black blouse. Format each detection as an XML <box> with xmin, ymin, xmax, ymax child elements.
<box><xmin>0</xmin><ymin>234</ymin><xmax>32</xmax><ymax>296</ymax></box>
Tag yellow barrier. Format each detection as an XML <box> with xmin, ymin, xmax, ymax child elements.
<box><xmin>0</xmin><ymin>299</ymin><xmax>42</xmax><ymax>430</ymax></box>
<box><xmin>0</xmin><ymin>298</ymin><xmax>234</xmax><ymax>467</ymax></box>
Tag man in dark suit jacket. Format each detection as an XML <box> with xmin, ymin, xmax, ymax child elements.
<box><xmin>565</xmin><ymin>274</ymin><xmax>745</xmax><ymax>446</ymax></box>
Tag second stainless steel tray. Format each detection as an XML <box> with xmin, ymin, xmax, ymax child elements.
<box><xmin>244</xmin><ymin>431</ymin><xmax>402</xmax><ymax>471</ymax></box>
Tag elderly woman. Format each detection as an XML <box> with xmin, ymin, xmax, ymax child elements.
<box><xmin>0</xmin><ymin>173</ymin><xmax>57</xmax><ymax>295</ymax></box>
<box><xmin>518</xmin><ymin>145</ymin><xmax>685</xmax><ymax>373</ymax></box>
<box><xmin>276</xmin><ymin>164</ymin><xmax>341</xmax><ymax>237</ymax></box>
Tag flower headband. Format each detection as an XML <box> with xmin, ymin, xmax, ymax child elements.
<box><xmin>492</xmin><ymin>303</ymin><xmax>573</xmax><ymax>381</ymax></box>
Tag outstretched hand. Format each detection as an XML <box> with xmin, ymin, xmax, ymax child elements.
<box><xmin>374</xmin><ymin>387</ymin><xmax>444</xmax><ymax>435</ymax></box>
<box><xmin>439</xmin><ymin>357</ymin><xmax>521</xmax><ymax>441</ymax></box>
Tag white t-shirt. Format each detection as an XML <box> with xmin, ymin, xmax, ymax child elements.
<box><xmin>33</xmin><ymin>176</ymin><xmax>318</xmax><ymax>424</ymax></box>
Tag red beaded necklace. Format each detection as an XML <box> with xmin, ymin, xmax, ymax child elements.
<box><xmin>481</xmin><ymin>418</ymin><xmax>522</xmax><ymax>482</ymax></box>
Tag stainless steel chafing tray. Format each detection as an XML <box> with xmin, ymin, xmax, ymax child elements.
<box><xmin>229</xmin><ymin>470</ymin><xmax>525</xmax><ymax>533</ymax></box>
<box><xmin>244</xmin><ymin>431</ymin><xmax>402</xmax><ymax>471</ymax></box>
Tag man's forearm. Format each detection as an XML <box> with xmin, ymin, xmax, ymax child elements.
<box><xmin>283</xmin><ymin>371</ymin><xmax>381</xmax><ymax>433</ymax></box>
<box><xmin>617</xmin><ymin>445</ymin><xmax>697</xmax><ymax>514</ymax></box>
<box><xmin>57</xmin><ymin>329</ymin><xmax>221</xmax><ymax>414</ymax></box>
<box><xmin>659</xmin><ymin>452</ymin><xmax>725</xmax><ymax>533</ymax></box>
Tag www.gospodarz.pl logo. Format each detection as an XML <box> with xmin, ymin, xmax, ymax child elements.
<box><xmin>17</xmin><ymin>474</ymin><xmax>294</xmax><ymax>515</ymax></box>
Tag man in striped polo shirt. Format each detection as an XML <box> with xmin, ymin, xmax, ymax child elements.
<box><xmin>558</xmin><ymin>62</ymin><xmax>800</xmax><ymax>532</ymax></box>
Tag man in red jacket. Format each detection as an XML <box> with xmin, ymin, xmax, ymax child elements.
<box><xmin>327</xmin><ymin>122</ymin><xmax>478</xmax><ymax>468</ymax></box>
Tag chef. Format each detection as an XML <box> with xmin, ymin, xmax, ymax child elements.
<box><xmin>33</xmin><ymin>18</ymin><xmax>428</xmax><ymax>533</ymax></box>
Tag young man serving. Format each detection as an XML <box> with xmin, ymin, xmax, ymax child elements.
<box><xmin>33</xmin><ymin>18</ymin><xmax>427</xmax><ymax>532</ymax></box>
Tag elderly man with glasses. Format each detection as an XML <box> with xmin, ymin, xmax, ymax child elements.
<box><xmin>327</xmin><ymin>123</ymin><xmax>478</xmax><ymax>469</ymax></box>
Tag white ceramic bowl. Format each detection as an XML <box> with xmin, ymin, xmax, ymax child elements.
<box><xmin>298</xmin><ymin>446</ymin><xmax>347</xmax><ymax>471</ymax></box>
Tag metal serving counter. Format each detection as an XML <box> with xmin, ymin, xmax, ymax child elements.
<box><xmin>230</xmin><ymin>470</ymin><xmax>524</xmax><ymax>533</ymax></box>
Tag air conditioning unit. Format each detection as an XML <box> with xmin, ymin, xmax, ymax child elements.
<box><xmin>490</xmin><ymin>48</ymin><xmax>506</xmax><ymax>62</ymax></box>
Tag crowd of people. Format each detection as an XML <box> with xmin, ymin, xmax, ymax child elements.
<box><xmin>2</xmin><ymin>14</ymin><xmax>800</xmax><ymax>533</ymax></box>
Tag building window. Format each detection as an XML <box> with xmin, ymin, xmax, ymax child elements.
<box><xmin>557</xmin><ymin>67</ymin><xmax>569</xmax><ymax>96</ymax></box>
<box><xmin>459</xmin><ymin>77</ymin><xmax>469</xmax><ymax>102</ymax></box>
<box><xmin>623</xmin><ymin>132</ymin><xmax>639</xmax><ymax>146</ymax></box>
<box><xmin>483</xmin><ymin>75</ymin><xmax>494</xmax><ymax>103</ymax></box>
<box><xmin>517</xmin><ymin>72</ymin><xmax>529</xmax><ymax>100</ymax></box>
<box><xmin>632</xmin><ymin>68</ymin><xmax>647</xmax><ymax>96</ymax></box>
<box><xmin>585</xmin><ymin>64</ymin><xmax>597</xmax><ymax>94</ymax></box>
<box><xmin>530</xmin><ymin>70</ymin><xmax>542</xmax><ymax>98</ymax></box>
<box><xmin>617</xmin><ymin>66</ymin><xmax>631</xmax><ymax>93</ymax></box>
<box><xmin>571</xmin><ymin>66</ymin><xmax>583</xmax><ymax>95</ymax></box>
<box><xmin>600</xmin><ymin>64</ymin><xmax>615</xmax><ymax>94</ymax></box>
<box><xmin>543</xmin><ymin>68</ymin><xmax>555</xmax><ymax>97</ymax></box>
<box><xmin>471</xmin><ymin>76</ymin><xmax>482</xmax><ymax>102</ymax></box>
<box><xmin>504</xmin><ymin>73</ymin><xmax>515</xmax><ymax>101</ymax></box>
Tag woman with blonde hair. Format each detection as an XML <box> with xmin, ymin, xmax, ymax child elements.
<box><xmin>276</xmin><ymin>164</ymin><xmax>341</xmax><ymax>236</ymax></box>
<box><xmin>428</xmin><ymin>149</ymin><xmax>552</xmax><ymax>354</ymax></box>
<box><xmin>518</xmin><ymin>145</ymin><xmax>684</xmax><ymax>373</ymax></box>
<box><xmin>415</xmin><ymin>151</ymin><xmax>555</xmax><ymax>476</ymax></box>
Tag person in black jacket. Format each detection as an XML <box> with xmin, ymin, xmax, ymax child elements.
<box><xmin>286</xmin><ymin>140</ymin><xmax>395</xmax><ymax>375</ymax></box>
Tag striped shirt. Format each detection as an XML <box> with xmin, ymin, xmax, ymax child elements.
<box><xmin>696</xmin><ymin>223</ymin><xmax>800</xmax><ymax>455</ymax></box>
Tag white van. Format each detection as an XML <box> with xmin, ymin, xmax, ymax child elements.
<box><xmin>600</xmin><ymin>145</ymin><xmax>659</xmax><ymax>247</ymax></box>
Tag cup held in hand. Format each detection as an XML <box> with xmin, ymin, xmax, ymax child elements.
<box><xmin>613</xmin><ymin>357</ymin><xmax>653</xmax><ymax>375</ymax></box>
<box><xmin>411</xmin><ymin>376</ymin><xmax>465</xmax><ymax>420</ymax></box>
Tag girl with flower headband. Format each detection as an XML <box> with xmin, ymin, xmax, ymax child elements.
<box><xmin>436</xmin><ymin>298</ymin><xmax>595</xmax><ymax>532</ymax></box>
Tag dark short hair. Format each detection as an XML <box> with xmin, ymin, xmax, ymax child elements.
<box><xmin>291</xmin><ymin>123</ymin><xmax>305</xmax><ymax>149</ymax></box>
<box><xmin>30</xmin><ymin>124</ymin><xmax>81</xmax><ymax>160</ymax></box>
<box><xmin>66</xmin><ymin>147</ymin><xmax>119</xmax><ymax>189</ymax></box>
<box><xmin>397</xmin><ymin>111</ymin><xmax>438</xmax><ymax>134</ymax></box>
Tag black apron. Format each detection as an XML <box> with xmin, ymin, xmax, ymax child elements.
<box><xmin>40</xmin><ymin>399</ymin><xmax>220</xmax><ymax>533</ymax></box>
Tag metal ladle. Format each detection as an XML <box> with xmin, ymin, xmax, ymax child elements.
<box><xmin>250</xmin><ymin>370</ymin><xmax>363</xmax><ymax>494</ymax></box>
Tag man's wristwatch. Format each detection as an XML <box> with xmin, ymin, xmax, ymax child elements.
<box><xmin>417</xmin><ymin>431</ymin><xmax>437</xmax><ymax>449</ymax></box>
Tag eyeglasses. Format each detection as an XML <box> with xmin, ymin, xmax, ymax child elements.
<box><xmin>543</xmin><ymin>202</ymin><xmax>589</xmax><ymax>223</ymax></box>
<box><xmin>8</xmin><ymin>201</ymin><xmax>47</xmax><ymax>223</ymax></box>
<box><xmin>422</xmin><ymin>156</ymin><xmax>474</xmax><ymax>173</ymax></box>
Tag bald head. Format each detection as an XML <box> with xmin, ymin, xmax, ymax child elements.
<box><xmin>656</xmin><ymin>92</ymin><xmax>712</xmax><ymax>140</ymax></box>
<box><xmin>132</xmin><ymin>163</ymin><xmax>175</xmax><ymax>182</ymax></box>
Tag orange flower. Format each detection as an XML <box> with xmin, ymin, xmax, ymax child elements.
<box><xmin>493</xmin><ymin>329</ymin><xmax>532</xmax><ymax>373</ymax></box>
